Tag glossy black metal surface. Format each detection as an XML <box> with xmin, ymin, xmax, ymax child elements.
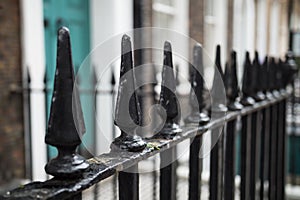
<box><xmin>45</xmin><ymin>27</ymin><xmax>89</xmax><ymax>178</ymax></box>
<box><xmin>224</xmin><ymin>119</ymin><xmax>236</xmax><ymax>200</ymax></box>
<box><xmin>156</xmin><ymin>41</ymin><xmax>182</xmax><ymax>137</ymax></box>
<box><xmin>185</xmin><ymin>44</ymin><xmax>210</xmax><ymax>125</ymax></box>
<box><xmin>111</xmin><ymin>35</ymin><xmax>146</xmax><ymax>152</ymax></box>
<box><xmin>224</xmin><ymin>51</ymin><xmax>243</xmax><ymax>111</ymax></box>
<box><xmin>189</xmin><ymin>135</ymin><xmax>202</xmax><ymax>200</ymax></box>
<box><xmin>119</xmin><ymin>165</ymin><xmax>139</xmax><ymax>200</ymax></box>
<box><xmin>210</xmin><ymin>45</ymin><xmax>228</xmax><ymax>113</ymax></box>
<box><xmin>240</xmin><ymin>115</ymin><xmax>251</xmax><ymax>200</ymax></box>
<box><xmin>160</xmin><ymin>147</ymin><xmax>177</xmax><ymax>200</ymax></box>
<box><xmin>186</xmin><ymin>44</ymin><xmax>209</xmax><ymax>200</ymax></box>
<box><xmin>241</xmin><ymin>52</ymin><xmax>256</xmax><ymax>106</ymax></box>
<box><xmin>253</xmin><ymin>51</ymin><xmax>265</xmax><ymax>101</ymax></box>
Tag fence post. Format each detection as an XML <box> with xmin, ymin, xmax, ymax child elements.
<box><xmin>185</xmin><ymin>44</ymin><xmax>210</xmax><ymax>200</ymax></box>
<box><xmin>157</xmin><ymin>41</ymin><xmax>181</xmax><ymax>200</ymax></box>
<box><xmin>44</xmin><ymin>27</ymin><xmax>89</xmax><ymax>181</ymax></box>
<box><xmin>112</xmin><ymin>35</ymin><xmax>146</xmax><ymax>200</ymax></box>
<box><xmin>223</xmin><ymin>50</ymin><xmax>243</xmax><ymax>200</ymax></box>
<box><xmin>268</xmin><ymin>57</ymin><xmax>279</xmax><ymax>200</ymax></box>
<box><xmin>240</xmin><ymin>51</ymin><xmax>255</xmax><ymax>200</ymax></box>
<box><xmin>248</xmin><ymin>52</ymin><xmax>265</xmax><ymax>200</ymax></box>
<box><xmin>276</xmin><ymin>61</ymin><xmax>285</xmax><ymax>200</ymax></box>
<box><xmin>209</xmin><ymin>45</ymin><xmax>227</xmax><ymax>200</ymax></box>
<box><xmin>258</xmin><ymin>56</ymin><xmax>271</xmax><ymax>199</ymax></box>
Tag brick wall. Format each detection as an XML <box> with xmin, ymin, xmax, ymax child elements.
<box><xmin>0</xmin><ymin>0</ymin><xmax>25</xmax><ymax>185</ymax></box>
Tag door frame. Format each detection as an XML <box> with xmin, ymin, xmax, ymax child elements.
<box><xmin>20</xmin><ymin>0</ymin><xmax>47</xmax><ymax>181</ymax></box>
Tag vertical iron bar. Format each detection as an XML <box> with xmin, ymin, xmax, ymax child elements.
<box><xmin>281</xmin><ymin>99</ymin><xmax>287</xmax><ymax>200</ymax></box>
<box><xmin>210</xmin><ymin>129</ymin><xmax>219</xmax><ymax>200</ymax></box>
<box><xmin>209</xmin><ymin>127</ymin><xmax>223</xmax><ymax>200</ymax></box>
<box><xmin>269</xmin><ymin>103</ymin><xmax>278</xmax><ymax>199</ymax></box>
<box><xmin>240</xmin><ymin>115</ymin><xmax>251</xmax><ymax>200</ymax></box>
<box><xmin>249</xmin><ymin>111</ymin><xmax>261</xmax><ymax>200</ymax></box>
<box><xmin>290</xmin><ymin>85</ymin><xmax>297</xmax><ymax>184</ymax></box>
<box><xmin>260</xmin><ymin>107</ymin><xmax>270</xmax><ymax>199</ymax></box>
<box><xmin>219</xmin><ymin>132</ymin><xmax>225</xmax><ymax>199</ymax></box>
<box><xmin>93</xmin><ymin>67</ymin><xmax>99</xmax><ymax>200</ymax></box>
<box><xmin>24</xmin><ymin>68</ymin><xmax>32</xmax><ymax>180</ymax></box>
<box><xmin>224</xmin><ymin>119</ymin><xmax>237</xmax><ymax>200</ymax></box>
<box><xmin>189</xmin><ymin>135</ymin><xmax>202</xmax><ymax>200</ymax></box>
<box><xmin>152</xmin><ymin>158</ymin><xmax>158</xmax><ymax>200</ymax></box>
<box><xmin>111</xmin><ymin>71</ymin><xmax>117</xmax><ymax>200</ymax></box>
<box><xmin>160</xmin><ymin>147</ymin><xmax>177</xmax><ymax>200</ymax></box>
<box><xmin>276</xmin><ymin>101</ymin><xmax>284</xmax><ymax>200</ymax></box>
<box><xmin>119</xmin><ymin>165</ymin><xmax>139</xmax><ymax>200</ymax></box>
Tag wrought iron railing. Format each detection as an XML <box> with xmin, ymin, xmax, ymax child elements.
<box><xmin>2</xmin><ymin>27</ymin><xmax>298</xmax><ymax>200</ymax></box>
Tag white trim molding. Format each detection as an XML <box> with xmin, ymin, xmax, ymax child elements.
<box><xmin>20</xmin><ymin>0</ymin><xmax>47</xmax><ymax>181</ymax></box>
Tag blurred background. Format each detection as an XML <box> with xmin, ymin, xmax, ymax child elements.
<box><xmin>0</xmin><ymin>0</ymin><xmax>299</xmax><ymax>199</ymax></box>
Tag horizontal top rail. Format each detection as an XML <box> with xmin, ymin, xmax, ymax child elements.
<box><xmin>2</xmin><ymin>90</ymin><xmax>290</xmax><ymax>200</ymax></box>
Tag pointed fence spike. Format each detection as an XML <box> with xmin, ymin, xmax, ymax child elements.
<box><xmin>151</xmin><ymin>64</ymin><xmax>159</xmax><ymax>102</ymax></box>
<box><xmin>185</xmin><ymin>43</ymin><xmax>210</xmax><ymax>125</ymax></box>
<box><xmin>261</xmin><ymin>56</ymin><xmax>268</xmax><ymax>92</ymax></box>
<box><xmin>92</xmin><ymin>65</ymin><xmax>98</xmax><ymax>88</ymax></box>
<box><xmin>277</xmin><ymin>59</ymin><xmax>284</xmax><ymax>90</ymax></box>
<box><xmin>225</xmin><ymin>51</ymin><xmax>243</xmax><ymax>111</ymax></box>
<box><xmin>241</xmin><ymin>51</ymin><xmax>255</xmax><ymax>106</ymax></box>
<box><xmin>215</xmin><ymin>45</ymin><xmax>224</xmax><ymax>80</ymax></box>
<box><xmin>175</xmin><ymin>64</ymin><xmax>180</xmax><ymax>86</ymax></box>
<box><xmin>111</xmin><ymin>34</ymin><xmax>146</xmax><ymax>152</ymax></box>
<box><xmin>285</xmin><ymin>51</ymin><xmax>299</xmax><ymax>85</ymax></box>
<box><xmin>157</xmin><ymin>41</ymin><xmax>182</xmax><ymax>137</ymax></box>
<box><xmin>252</xmin><ymin>51</ymin><xmax>265</xmax><ymax>101</ymax></box>
<box><xmin>110</xmin><ymin>68</ymin><xmax>116</xmax><ymax>96</ymax></box>
<box><xmin>111</xmin><ymin>69</ymin><xmax>116</xmax><ymax>86</ymax></box>
<box><xmin>26</xmin><ymin>67</ymin><xmax>31</xmax><ymax>84</ymax></box>
<box><xmin>254</xmin><ymin>51</ymin><xmax>259</xmax><ymax>63</ymax></box>
<box><xmin>210</xmin><ymin>45</ymin><xmax>228</xmax><ymax>112</ymax></box>
<box><xmin>269</xmin><ymin>57</ymin><xmax>281</xmax><ymax>97</ymax></box>
<box><xmin>262</xmin><ymin>56</ymin><xmax>274</xmax><ymax>100</ymax></box>
<box><xmin>45</xmin><ymin>27</ymin><xmax>89</xmax><ymax>178</ymax></box>
<box><xmin>276</xmin><ymin>59</ymin><xmax>285</xmax><ymax>94</ymax></box>
<box><xmin>269</xmin><ymin>57</ymin><xmax>276</xmax><ymax>90</ymax></box>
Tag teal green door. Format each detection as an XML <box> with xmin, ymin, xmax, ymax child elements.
<box><xmin>44</xmin><ymin>0</ymin><xmax>94</xmax><ymax>158</ymax></box>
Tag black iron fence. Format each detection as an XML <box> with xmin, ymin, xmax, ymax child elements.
<box><xmin>2</xmin><ymin>27</ymin><xmax>299</xmax><ymax>200</ymax></box>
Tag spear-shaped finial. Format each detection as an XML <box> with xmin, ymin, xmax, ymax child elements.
<box><xmin>111</xmin><ymin>69</ymin><xmax>116</xmax><ymax>86</ymax></box>
<box><xmin>261</xmin><ymin>56</ymin><xmax>268</xmax><ymax>93</ymax></box>
<box><xmin>215</xmin><ymin>45</ymin><xmax>224</xmax><ymax>81</ymax></box>
<box><xmin>269</xmin><ymin>57</ymin><xmax>281</xmax><ymax>97</ymax></box>
<box><xmin>45</xmin><ymin>27</ymin><xmax>89</xmax><ymax>178</ymax></box>
<box><xmin>156</xmin><ymin>41</ymin><xmax>182</xmax><ymax>137</ymax></box>
<box><xmin>210</xmin><ymin>45</ymin><xmax>228</xmax><ymax>113</ymax></box>
<box><xmin>185</xmin><ymin>44</ymin><xmax>210</xmax><ymax>125</ymax></box>
<box><xmin>241</xmin><ymin>51</ymin><xmax>255</xmax><ymax>106</ymax></box>
<box><xmin>285</xmin><ymin>51</ymin><xmax>299</xmax><ymax>85</ymax></box>
<box><xmin>277</xmin><ymin>59</ymin><xmax>284</xmax><ymax>91</ymax></box>
<box><xmin>261</xmin><ymin>56</ymin><xmax>274</xmax><ymax>100</ymax></box>
<box><xmin>111</xmin><ymin>35</ymin><xmax>146</xmax><ymax>152</ymax></box>
<box><xmin>224</xmin><ymin>51</ymin><xmax>243</xmax><ymax>110</ymax></box>
<box><xmin>253</xmin><ymin>51</ymin><xmax>265</xmax><ymax>101</ymax></box>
